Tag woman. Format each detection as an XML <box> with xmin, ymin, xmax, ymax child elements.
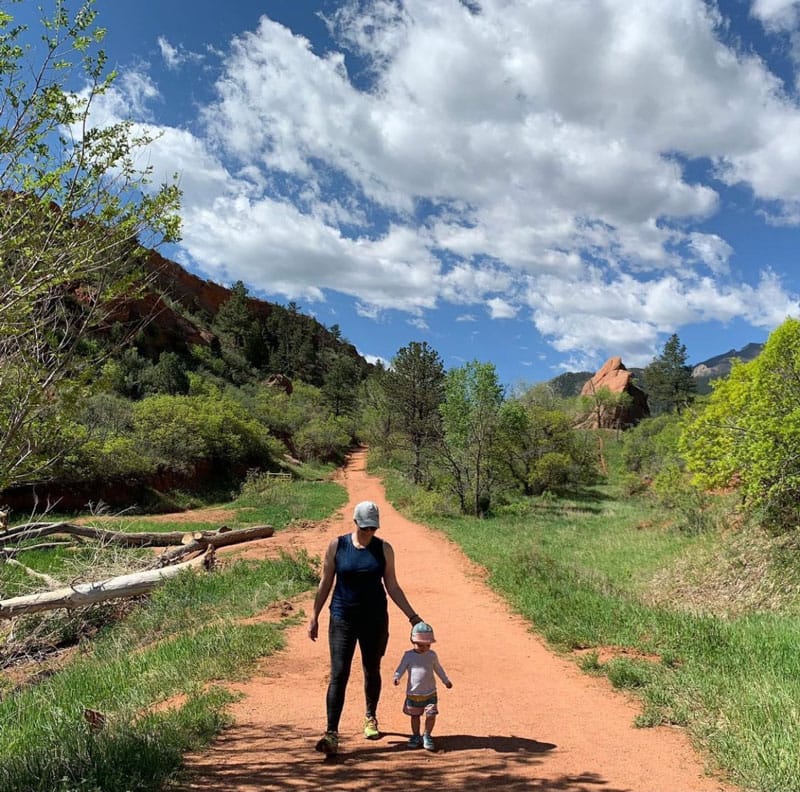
<box><xmin>307</xmin><ymin>500</ymin><xmax>423</xmax><ymax>755</ymax></box>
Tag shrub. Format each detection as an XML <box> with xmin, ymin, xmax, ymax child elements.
<box><xmin>294</xmin><ymin>414</ymin><xmax>351</xmax><ymax>463</ymax></box>
<box><xmin>622</xmin><ymin>414</ymin><xmax>682</xmax><ymax>476</ymax></box>
<box><xmin>652</xmin><ymin>463</ymin><xmax>713</xmax><ymax>533</ymax></box>
<box><xmin>132</xmin><ymin>392</ymin><xmax>276</xmax><ymax>474</ymax></box>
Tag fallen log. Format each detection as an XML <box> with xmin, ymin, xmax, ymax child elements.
<box><xmin>0</xmin><ymin>550</ymin><xmax>215</xmax><ymax>619</ymax></box>
<box><xmin>0</xmin><ymin>541</ymin><xmax>74</xmax><ymax>558</ymax></box>
<box><xmin>3</xmin><ymin>558</ymin><xmax>62</xmax><ymax>588</ymax></box>
<box><xmin>0</xmin><ymin>522</ymin><xmax>274</xmax><ymax>549</ymax></box>
<box><xmin>150</xmin><ymin>524</ymin><xmax>275</xmax><ymax>567</ymax></box>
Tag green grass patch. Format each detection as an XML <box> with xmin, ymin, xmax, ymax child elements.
<box><xmin>113</xmin><ymin>478</ymin><xmax>347</xmax><ymax>535</ymax></box>
<box><xmin>229</xmin><ymin>477</ymin><xmax>347</xmax><ymax>527</ymax></box>
<box><xmin>0</xmin><ymin>552</ymin><xmax>318</xmax><ymax>792</ymax></box>
<box><xmin>0</xmin><ymin>474</ymin><xmax>339</xmax><ymax>791</ymax></box>
<box><xmin>379</xmin><ymin>462</ymin><xmax>800</xmax><ymax>792</ymax></box>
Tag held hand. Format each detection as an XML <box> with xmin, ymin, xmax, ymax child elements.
<box><xmin>308</xmin><ymin>617</ymin><xmax>319</xmax><ymax>641</ymax></box>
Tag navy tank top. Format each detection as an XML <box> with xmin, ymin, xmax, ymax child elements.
<box><xmin>330</xmin><ymin>533</ymin><xmax>387</xmax><ymax>619</ymax></box>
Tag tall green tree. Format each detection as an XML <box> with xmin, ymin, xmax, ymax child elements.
<box><xmin>321</xmin><ymin>350</ymin><xmax>361</xmax><ymax>417</ymax></box>
<box><xmin>681</xmin><ymin>318</ymin><xmax>800</xmax><ymax>531</ymax></box>
<box><xmin>213</xmin><ymin>281</ymin><xmax>252</xmax><ymax>349</ymax></box>
<box><xmin>382</xmin><ymin>341</ymin><xmax>445</xmax><ymax>484</ymax></box>
<box><xmin>0</xmin><ymin>1</ymin><xmax>181</xmax><ymax>490</ymax></box>
<box><xmin>643</xmin><ymin>333</ymin><xmax>696</xmax><ymax>415</ymax></box>
<box><xmin>439</xmin><ymin>360</ymin><xmax>504</xmax><ymax>515</ymax></box>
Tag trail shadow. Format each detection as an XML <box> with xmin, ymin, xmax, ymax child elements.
<box><xmin>434</xmin><ymin>733</ymin><xmax>556</xmax><ymax>753</ymax></box>
<box><xmin>329</xmin><ymin>732</ymin><xmax>554</xmax><ymax>758</ymax></box>
<box><xmin>170</xmin><ymin>723</ymin><xmax>632</xmax><ymax>792</ymax></box>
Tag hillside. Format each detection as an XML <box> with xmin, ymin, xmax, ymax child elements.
<box><xmin>1</xmin><ymin>245</ymin><xmax>376</xmax><ymax>513</ymax></box>
<box><xmin>102</xmin><ymin>248</ymin><xmax>373</xmax><ymax>389</ymax></box>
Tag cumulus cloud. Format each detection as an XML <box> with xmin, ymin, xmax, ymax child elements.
<box><xmin>157</xmin><ymin>36</ymin><xmax>204</xmax><ymax>70</ymax></box>
<box><xmin>487</xmin><ymin>298</ymin><xmax>518</xmax><ymax>320</ymax></box>
<box><xmin>751</xmin><ymin>0</ymin><xmax>800</xmax><ymax>31</ymax></box>
<box><xmin>688</xmin><ymin>233</ymin><xmax>734</xmax><ymax>274</ymax></box>
<box><xmin>110</xmin><ymin>0</ymin><xmax>800</xmax><ymax>368</ymax></box>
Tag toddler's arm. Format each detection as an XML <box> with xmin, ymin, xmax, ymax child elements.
<box><xmin>433</xmin><ymin>655</ymin><xmax>452</xmax><ymax>688</ymax></box>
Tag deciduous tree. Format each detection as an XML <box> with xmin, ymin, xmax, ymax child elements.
<box><xmin>439</xmin><ymin>360</ymin><xmax>504</xmax><ymax>515</ymax></box>
<box><xmin>496</xmin><ymin>394</ymin><xmax>596</xmax><ymax>496</ymax></box>
<box><xmin>0</xmin><ymin>1</ymin><xmax>181</xmax><ymax>490</ymax></box>
<box><xmin>681</xmin><ymin>318</ymin><xmax>800</xmax><ymax>531</ymax></box>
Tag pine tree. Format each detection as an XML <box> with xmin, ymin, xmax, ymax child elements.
<box><xmin>382</xmin><ymin>342</ymin><xmax>445</xmax><ymax>485</ymax></box>
<box><xmin>643</xmin><ymin>334</ymin><xmax>696</xmax><ymax>415</ymax></box>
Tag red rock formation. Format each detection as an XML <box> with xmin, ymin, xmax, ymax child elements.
<box><xmin>102</xmin><ymin>291</ymin><xmax>216</xmax><ymax>350</ymax></box>
<box><xmin>579</xmin><ymin>356</ymin><xmax>649</xmax><ymax>429</ymax></box>
<box><xmin>144</xmin><ymin>250</ymin><xmax>274</xmax><ymax>321</ymax></box>
<box><xmin>265</xmin><ymin>373</ymin><xmax>293</xmax><ymax>395</ymax></box>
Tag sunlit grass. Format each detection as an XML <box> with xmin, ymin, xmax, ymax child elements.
<box><xmin>379</xmin><ymin>459</ymin><xmax>800</xmax><ymax>792</ymax></box>
<box><xmin>0</xmin><ymin>476</ymin><xmax>341</xmax><ymax>792</ymax></box>
<box><xmin>0</xmin><ymin>552</ymin><xmax>318</xmax><ymax>792</ymax></box>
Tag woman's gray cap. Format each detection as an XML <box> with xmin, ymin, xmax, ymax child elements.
<box><xmin>353</xmin><ymin>500</ymin><xmax>380</xmax><ymax>528</ymax></box>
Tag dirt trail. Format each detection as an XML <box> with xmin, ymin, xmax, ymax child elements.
<box><xmin>172</xmin><ymin>449</ymin><xmax>736</xmax><ymax>792</ymax></box>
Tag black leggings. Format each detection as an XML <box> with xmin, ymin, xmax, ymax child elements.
<box><xmin>326</xmin><ymin>613</ymin><xmax>389</xmax><ymax>732</ymax></box>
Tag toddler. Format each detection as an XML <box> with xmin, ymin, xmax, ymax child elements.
<box><xmin>393</xmin><ymin>621</ymin><xmax>452</xmax><ymax>750</ymax></box>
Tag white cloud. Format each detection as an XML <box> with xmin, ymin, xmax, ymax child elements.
<box><xmin>157</xmin><ymin>37</ymin><xmax>181</xmax><ymax>69</ymax></box>
<box><xmin>157</xmin><ymin>36</ymin><xmax>204</xmax><ymax>70</ymax></box>
<box><xmin>361</xmin><ymin>351</ymin><xmax>389</xmax><ymax>367</ymax></box>
<box><xmin>487</xmin><ymin>298</ymin><xmax>518</xmax><ymax>319</ymax></box>
<box><xmin>751</xmin><ymin>0</ymin><xmax>800</xmax><ymax>31</ymax></box>
<box><xmin>109</xmin><ymin>0</ymin><xmax>800</xmax><ymax>367</ymax></box>
<box><xmin>688</xmin><ymin>233</ymin><xmax>734</xmax><ymax>274</ymax></box>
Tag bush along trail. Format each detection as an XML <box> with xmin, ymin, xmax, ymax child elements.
<box><xmin>171</xmin><ymin>448</ymin><xmax>735</xmax><ymax>792</ymax></box>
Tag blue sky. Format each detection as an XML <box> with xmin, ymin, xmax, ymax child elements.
<box><xmin>13</xmin><ymin>0</ymin><xmax>800</xmax><ymax>387</ymax></box>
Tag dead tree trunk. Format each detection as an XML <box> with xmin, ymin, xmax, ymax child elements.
<box><xmin>0</xmin><ymin>550</ymin><xmax>215</xmax><ymax>619</ymax></box>
<box><xmin>0</xmin><ymin>522</ymin><xmax>273</xmax><ymax>549</ymax></box>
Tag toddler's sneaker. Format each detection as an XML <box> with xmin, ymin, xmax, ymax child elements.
<box><xmin>315</xmin><ymin>731</ymin><xmax>338</xmax><ymax>755</ymax></box>
<box><xmin>364</xmin><ymin>715</ymin><xmax>380</xmax><ymax>739</ymax></box>
<box><xmin>407</xmin><ymin>734</ymin><xmax>422</xmax><ymax>748</ymax></box>
<box><xmin>422</xmin><ymin>732</ymin><xmax>435</xmax><ymax>751</ymax></box>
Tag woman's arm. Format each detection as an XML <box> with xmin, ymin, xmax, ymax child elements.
<box><xmin>382</xmin><ymin>541</ymin><xmax>421</xmax><ymax>624</ymax></box>
<box><xmin>307</xmin><ymin>538</ymin><xmax>338</xmax><ymax>641</ymax></box>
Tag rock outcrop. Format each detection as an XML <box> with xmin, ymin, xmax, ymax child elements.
<box><xmin>265</xmin><ymin>373</ymin><xmax>293</xmax><ymax>395</ymax></box>
<box><xmin>578</xmin><ymin>356</ymin><xmax>649</xmax><ymax>429</ymax></box>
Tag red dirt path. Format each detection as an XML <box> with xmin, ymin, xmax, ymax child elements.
<box><xmin>171</xmin><ymin>449</ymin><xmax>737</xmax><ymax>792</ymax></box>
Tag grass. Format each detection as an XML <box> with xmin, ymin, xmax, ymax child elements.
<box><xmin>378</xmin><ymin>456</ymin><xmax>800</xmax><ymax>792</ymax></box>
<box><xmin>0</xmin><ymin>552</ymin><xmax>319</xmax><ymax>791</ymax></box>
<box><xmin>0</xmin><ymin>477</ymin><xmax>344</xmax><ymax>792</ymax></box>
<box><xmin>1</xmin><ymin>476</ymin><xmax>347</xmax><ymax>593</ymax></box>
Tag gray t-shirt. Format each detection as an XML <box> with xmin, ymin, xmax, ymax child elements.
<box><xmin>394</xmin><ymin>649</ymin><xmax>451</xmax><ymax>695</ymax></box>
